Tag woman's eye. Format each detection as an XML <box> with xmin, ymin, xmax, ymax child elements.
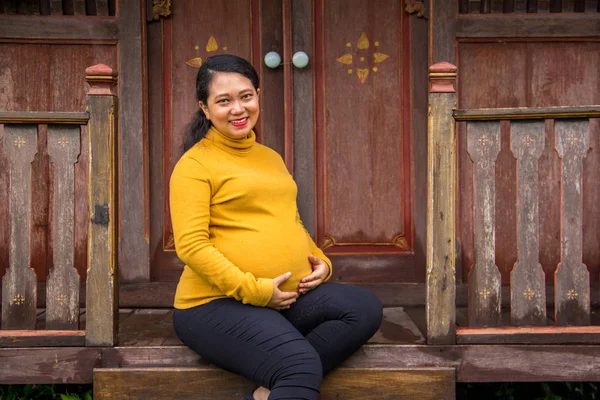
<box><xmin>216</xmin><ymin>99</ymin><xmax>229</xmax><ymax>104</ymax></box>
<box><xmin>242</xmin><ymin>94</ymin><xmax>253</xmax><ymax>99</ymax></box>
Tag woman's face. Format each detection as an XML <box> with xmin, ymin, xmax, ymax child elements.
<box><xmin>199</xmin><ymin>72</ymin><xmax>260</xmax><ymax>139</ymax></box>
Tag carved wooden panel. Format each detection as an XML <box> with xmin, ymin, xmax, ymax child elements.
<box><xmin>1</xmin><ymin>124</ymin><xmax>38</xmax><ymax>329</ymax></box>
<box><xmin>458</xmin><ymin>41</ymin><xmax>600</xmax><ymax>284</ymax></box>
<box><xmin>466</xmin><ymin>121</ymin><xmax>501</xmax><ymax>327</ymax></box>
<box><xmin>46</xmin><ymin>125</ymin><xmax>81</xmax><ymax>330</ymax></box>
<box><xmin>510</xmin><ymin>120</ymin><xmax>546</xmax><ymax>326</ymax></box>
<box><xmin>314</xmin><ymin>0</ymin><xmax>412</xmax><ymax>255</ymax></box>
<box><xmin>160</xmin><ymin>0</ymin><xmax>257</xmax><ymax>253</ymax></box>
<box><xmin>0</xmin><ymin>43</ymin><xmax>117</xmax><ymax>283</ymax></box>
<box><xmin>555</xmin><ymin>119</ymin><xmax>590</xmax><ymax>326</ymax></box>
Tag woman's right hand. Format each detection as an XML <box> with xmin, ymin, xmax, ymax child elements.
<box><xmin>266</xmin><ymin>272</ymin><xmax>298</xmax><ymax>310</ymax></box>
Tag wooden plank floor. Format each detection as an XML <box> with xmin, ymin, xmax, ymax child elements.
<box><xmin>116</xmin><ymin>307</ymin><xmax>426</xmax><ymax>346</ymax></box>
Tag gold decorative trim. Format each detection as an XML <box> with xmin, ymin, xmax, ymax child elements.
<box><xmin>405</xmin><ymin>0</ymin><xmax>426</xmax><ymax>18</ymax></box>
<box><xmin>152</xmin><ymin>0</ymin><xmax>171</xmax><ymax>20</ymax></box>
<box><xmin>336</xmin><ymin>32</ymin><xmax>391</xmax><ymax>84</ymax></box>
<box><xmin>321</xmin><ymin>234</ymin><xmax>411</xmax><ymax>250</ymax></box>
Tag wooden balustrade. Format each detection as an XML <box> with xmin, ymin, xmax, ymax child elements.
<box><xmin>427</xmin><ymin>61</ymin><xmax>600</xmax><ymax>343</ymax></box>
<box><xmin>0</xmin><ymin>64</ymin><xmax>118</xmax><ymax>347</ymax></box>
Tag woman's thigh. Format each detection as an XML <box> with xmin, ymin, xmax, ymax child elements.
<box><xmin>173</xmin><ymin>298</ymin><xmax>322</xmax><ymax>390</ymax></box>
<box><xmin>281</xmin><ymin>282</ymin><xmax>383</xmax><ymax>374</ymax></box>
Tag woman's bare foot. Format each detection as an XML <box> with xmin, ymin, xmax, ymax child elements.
<box><xmin>253</xmin><ymin>386</ymin><xmax>270</xmax><ymax>400</ymax></box>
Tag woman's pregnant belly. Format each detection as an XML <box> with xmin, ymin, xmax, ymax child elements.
<box><xmin>214</xmin><ymin>224</ymin><xmax>314</xmax><ymax>294</ymax></box>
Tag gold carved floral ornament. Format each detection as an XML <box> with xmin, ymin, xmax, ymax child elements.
<box><xmin>405</xmin><ymin>0</ymin><xmax>426</xmax><ymax>18</ymax></box>
<box><xmin>336</xmin><ymin>32</ymin><xmax>390</xmax><ymax>84</ymax></box>
<box><xmin>152</xmin><ymin>0</ymin><xmax>171</xmax><ymax>21</ymax></box>
<box><xmin>185</xmin><ymin>35</ymin><xmax>229</xmax><ymax>68</ymax></box>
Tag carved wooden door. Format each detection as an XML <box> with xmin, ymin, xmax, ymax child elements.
<box><xmin>149</xmin><ymin>0</ymin><xmax>424</xmax><ymax>287</ymax></box>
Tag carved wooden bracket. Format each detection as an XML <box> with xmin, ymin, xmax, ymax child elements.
<box><xmin>152</xmin><ymin>0</ymin><xmax>171</xmax><ymax>20</ymax></box>
<box><xmin>405</xmin><ymin>0</ymin><xmax>426</xmax><ymax>18</ymax></box>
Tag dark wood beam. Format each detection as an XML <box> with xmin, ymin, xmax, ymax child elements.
<box><xmin>454</xmin><ymin>106</ymin><xmax>600</xmax><ymax>120</ymax></box>
<box><xmin>457</xmin><ymin>14</ymin><xmax>600</xmax><ymax>37</ymax></box>
<box><xmin>457</xmin><ymin>326</ymin><xmax>600</xmax><ymax>344</ymax></box>
<box><xmin>0</xmin><ymin>16</ymin><xmax>118</xmax><ymax>40</ymax></box>
<box><xmin>0</xmin><ymin>111</ymin><xmax>89</xmax><ymax>124</ymax></box>
<box><xmin>4</xmin><ymin>344</ymin><xmax>600</xmax><ymax>384</ymax></box>
<box><xmin>0</xmin><ymin>330</ymin><xmax>85</xmax><ymax>347</ymax></box>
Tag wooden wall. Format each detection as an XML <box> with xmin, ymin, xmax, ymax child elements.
<box><xmin>0</xmin><ymin>0</ymin><xmax>115</xmax><ymax>15</ymax></box>
<box><xmin>457</xmin><ymin>40</ymin><xmax>600</xmax><ymax>283</ymax></box>
<box><xmin>0</xmin><ymin>43</ymin><xmax>117</xmax><ymax>282</ymax></box>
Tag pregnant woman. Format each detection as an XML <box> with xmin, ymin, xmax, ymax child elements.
<box><xmin>170</xmin><ymin>54</ymin><xmax>382</xmax><ymax>400</ymax></box>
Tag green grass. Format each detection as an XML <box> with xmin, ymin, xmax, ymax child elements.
<box><xmin>0</xmin><ymin>385</ymin><xmax>92</xmax><ymax>400</ymax></box>
<box><xmin>458</xmin><ymin>382</ymin><xmax>599</xmax><ymax>400</ymax></box>
<box><xmin>1</xmin><ymin>382</ymin><xmax>598</xmax><ymax>399</ymax></box>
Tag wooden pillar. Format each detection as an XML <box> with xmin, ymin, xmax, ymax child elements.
<box><xmin>426</xmin><ymin>62</ymin><xmax>457</xmax><ymax>345</ymax></box>
<box><xmin>85</xmin><ymin>64</ymin><xmax>119</xmax><ymax>346</ymax></box>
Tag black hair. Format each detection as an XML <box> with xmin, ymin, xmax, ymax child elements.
<box><xmin>183</xmin><ymin>54</ymin><xmax>260</xmax><ymax>152</ymax></box>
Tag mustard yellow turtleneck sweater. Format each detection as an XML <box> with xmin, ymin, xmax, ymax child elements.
<box><xmin>170</xmin><ymin>127</ymin><xmax>332</xmax><ymax>309</ymax></box>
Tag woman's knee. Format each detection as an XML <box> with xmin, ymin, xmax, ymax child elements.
<box><xmin>329</xmin><ymin>283</ymin><xmax>383</xmax><ymax>337</ymax></box>
<box><xmin>268</xmin><ymin>339</ymin><xmax>323</xmax><ymax>390</ymax></box>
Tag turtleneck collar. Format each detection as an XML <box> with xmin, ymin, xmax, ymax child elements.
<box><xmin>205</xmin><ymin>126</ymin><xmax>256</xmax><ymax>154</ymax></box>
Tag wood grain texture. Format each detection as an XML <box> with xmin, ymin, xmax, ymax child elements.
<box><xmin>291</xmin><ymin>0</ymin><xmax>315</xmax><ymax>236</ymax></box>
<box><xmin>0</xmin><ymin>43</ymin><xmax>117</xmax><ymax>283</ymax></box>
<box><xmin>116</xmin><ymin>0</ymin><xmax>149</xmax><ymax>282</ymax></box>
<box><xmin>510</xmin><ymin>120</ymin><xmax>546</xmax><ymax>326</ymax></box>
<box><xmin>456</xmin><ymin>14</ymin><xmax>600</xmax><ymax>37</ymax></box>
<box><xmin>457</xmin><ymin>326</ymin><xmax>600</xmax><ymax>344</ymax></box>
<box><xmin>0</xmin><ymin>330</ymin><xmax>85</xmax><ymax>347</ymax></box>
<box><xmin>467</xmin><ymin>121</ymin><xmax>501</xmax><ymax>327</ymax></box>
<box><xmin>93</xmin><ymin>367</ymin><xmax>456</xmax><ymax>400</ymax></box>
<box><xmin>555</xmin><ymin>119</ymin><xmax>590</xmax><ymax>326</ymax></box>
<box><xmin>453</xmin><ymin>106</ymin><xmax>600</xmax><ymax>120</ymax></box>
<box><xmin>2</xmin><ymin>124</ymin><xmax>38</xmax><ymax>329</ymax></box>
<box><xmin>95</xmin><ymin>0</ymin><xmax>109</xmax><ymax>16</ymax></box>
<box><xmin>426</xmin><ymin>67</ymin><xmax>457</xmax><ymax>344</ymax></box>
<box><xmin>73</xmin><ymin>0</ymin><xmax>86</xmax><ymax>15</ymax></box>
<box><xmin>315</xmin><ymin>0</ymin><xmax>412</xmax><ymax>254</ymax></box>
<box><xmin>85</xmin><ymin>91</ymin><xmax>118</xmax><ymax>346</ymax></box>
<box><xmin>51</xmin><ymin>0</ymin><xmax>63</xmax><ymax>14</ymax></box>
<box><xmin>457</xmin><ymin>41</ymin><xmax>600</xmax><ymax>284</ymax></box>
<box><xmin>258</xmin><ymin>0</ymin><xmax>285</xmax><ymax>157</ymax></box>
<box><xmin>0</xmin><ymin>111</ymin><xmax>89</xmax><ymax>124</ymax></box>
<box><xmin>46</xmin><ymin>125</ymin><xmax>81</xmax><ymax>330</ymax></box>
<box><xmin>411</xmin><ymin>7</ymin><xmax>430</xmax><ymax>283</ymax></box>
<box><xmin>430</xmin><ymin>0</ymin><xmax>457</xmax><ymax>64</ymax></box>
<box><xmin>0</xmin><ymin>16</ymin><xmax>118</xmax><ymax>39</ymax></box>
<box><xmin>9</xmin><ymin>343</ymin><xmax>600</xmax><ymax>384</ymax></box>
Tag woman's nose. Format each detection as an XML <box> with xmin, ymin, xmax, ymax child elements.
<box><xmin>231</xmin><ymin>100</ymin><xmax>243</xmax><ymax>113</ymax></box>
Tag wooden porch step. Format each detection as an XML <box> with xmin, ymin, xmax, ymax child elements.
<box><xmin>93</xmin><ymin>366</ymin><xmax>456</xmax><ymax>400</ymax></box>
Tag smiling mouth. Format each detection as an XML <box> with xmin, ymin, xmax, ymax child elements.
<box><xmin>230</xmin><ymin>117</ymin><xmax>249</xmax><ymax>127</ymax></box>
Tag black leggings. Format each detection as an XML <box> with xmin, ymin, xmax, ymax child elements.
<box><xmin>173</xmin><ymin>282</ymin><xmax>382</xmax><ymax>400</ymax></box>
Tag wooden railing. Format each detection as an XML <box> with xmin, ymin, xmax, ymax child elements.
<box><xmin>426</xmin><ymin>61</ymin><xmax>600</xmax><ymax>345</ymax></box>
<box><xmin>0</xmin><ymin>64</ymin><xmax>118</xmax><ymax>347</ymax></box>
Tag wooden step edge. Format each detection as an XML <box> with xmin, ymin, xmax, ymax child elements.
<box><xmin>457</xmin><ymin>326</ymin><xmax>600</xmax><ymax>344</ymax></box>
<box><xmin>94</xmin><ymin>366</ymin><xmax>456</xmax><ymax>400</ymax></box>
<box><xmin>0</xmin><ymin>330</ymin><xmax>85</xmax><ymax>347</ymax></box>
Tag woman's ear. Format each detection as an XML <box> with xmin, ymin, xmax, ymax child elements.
<box><xmin>199</xmin><ymin>101</ymin><xmax>210</xmax><ymax>120</ymax></box>
<box><xmin>256</xmin><ymin>88</ymin><xmax>260</xmax><ymax>99</ymax></box>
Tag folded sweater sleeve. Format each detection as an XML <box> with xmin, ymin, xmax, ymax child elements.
<box><xmin>170</xmin><ymin>155</ymin><xmax>274</xmax><ymax>306</ymax></box>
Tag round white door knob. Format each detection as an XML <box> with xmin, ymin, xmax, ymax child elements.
<box><xmin>292</xmin><ymin>51</ymin><xmax>309</xmax><ymax>68</ymax></box>
<box><xmin>264</xmin><ymin>51</ymin><xmax>282</xmax><ymax>69</ymax></box>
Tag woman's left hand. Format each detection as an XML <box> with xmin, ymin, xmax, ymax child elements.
<box><xmin>299</xmin><ymin>254</ymin><xmax>329</xmax><ymax>294</ymax></box>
